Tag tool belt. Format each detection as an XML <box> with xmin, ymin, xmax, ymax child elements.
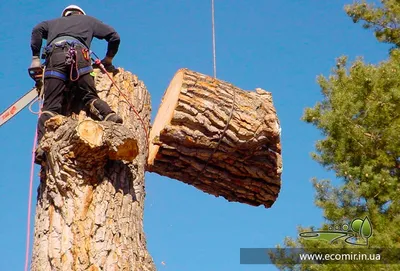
<box><xmin>42</xmin><ymin>36</ymin><xmax>92</xmax><ymax>81</ymax></box>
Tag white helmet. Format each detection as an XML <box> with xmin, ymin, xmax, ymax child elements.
<box><xmin>61</xmin><ymin>5</ymin><xmax>86</xmax><ymax>17</ymax></box>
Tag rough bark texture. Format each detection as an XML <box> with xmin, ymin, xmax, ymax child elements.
<box><xmin>31</xmin><ymin>67</ymin><xmax>155</xmax><ymax>271</ymax></box>
<box><xmin>148</xmin><ymin>68</ymin><xmax>282</xmax><ymax>208</ymax></box>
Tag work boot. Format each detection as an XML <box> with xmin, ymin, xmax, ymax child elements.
<box><xmin>34</xmin><ymin>147</ymin><xmax>46</xmax><ymax>165</ymax></box>
<box><xmin>89</xmin><ymin>99</ymin><xmax>122</xmax><ymax>123</ymax></box>
<box><xmin>104</xmin><ymin>113</ymin><xmax>123</xmax><ymax>124</ymax></box>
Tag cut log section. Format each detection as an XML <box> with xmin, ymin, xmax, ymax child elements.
<box><xmin>41</xmin><ymin>114</ymin><xmax>139</xmax><ymax>165</ymax></box>
<box><xmin>148</xmin><ymin>68</ymin><xmax>282</xmax><ymax>208</ymax></box>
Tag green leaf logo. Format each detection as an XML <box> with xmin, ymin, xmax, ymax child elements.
<box><xmin>300</xmin><ymin>217</ymin><xmax>373</xmax><ymax>247</ymax></box>
<box><xmin>361</xmin><ymin>216</ymin><xmax>372</xmax><ymax>240</ymax></box>
<box><xmin>351</xmin><ymin>219</ymin><xmax>363</xmax><ymax>233</ymax></box>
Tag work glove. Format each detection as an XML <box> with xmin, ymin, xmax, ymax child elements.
<box><xmin>29</xmin><ymin>56</ymin><xmax>43</xmax><ymax>88</ymax></box>
<box><xmin>30</xmin><ymin>56</ymin><xmax>41</xmax><ymax>68</ymax></box>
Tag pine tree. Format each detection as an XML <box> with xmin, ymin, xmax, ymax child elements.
<box><xmin>272</xmin><ymin>1</ymin><xmax>400</xmax><ymax>270</ymax></box>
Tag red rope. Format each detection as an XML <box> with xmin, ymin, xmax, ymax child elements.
<box><xmin>70</xmin><ymin>59</ymin><xmax>79</xmax><ymax>82</ymax></box>
<box><xmin>25</xmin><ymin>102</ymin><xmax>42</xmax><ymax>271</ymax></box>
<box><xmin>95</xmin><ymin>59</ymin><xmax>149</xmax><ymax>151</ymax></box>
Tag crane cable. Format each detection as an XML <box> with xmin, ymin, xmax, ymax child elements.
<box><xmin>212</xmin><ymin>0</ymin><xmax>217</xmax><ymax>78</ymax></box>
<box><xmin>195</xmin><ymin>0</ymin><xmax>236</xmax><ymax>181</ymax></box>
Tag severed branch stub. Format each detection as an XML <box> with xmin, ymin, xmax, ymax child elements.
<box><xmin>41</xmin><ymin>114</ymin><xmax>138</xmax><ymax>168</ymax></box>
<box><xmin>148</xmin><ymin>68</ymin><xmax>282</xmax><ymax>208</ymax></box>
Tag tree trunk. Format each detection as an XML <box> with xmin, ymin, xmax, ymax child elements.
<box><xmin>148</xmin><ymin>68</ymin><xmax>282</xmax><ymax>208</ymax></box>
<box><xmin>31</xmin><ymin>68</ymin><xmax>155</xmax><ymax>271</ymax></box>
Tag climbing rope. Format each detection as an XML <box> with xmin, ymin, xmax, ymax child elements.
<box><xmin>24</xmin><ymin>127</ymin><xmax>37</xmax><ymax>271</ymax></box>
<box><xmin>25</xmin><ymin>99</ymin><xmax>42</xmax><ymax>271</ymax></box>
<box><xmin>91</xmin><ymin>51</ymin><xmax>150</xmax><ymax>152</ymax></box>
<box><xmin>25</xmin><ymin>67</ymin><xmax>45</xmax><ymax>271</ymax></box>
<box><xmin>211</xmin><ymin>0</ymin><xmax>217</xmax><ymax>78</ymax></box>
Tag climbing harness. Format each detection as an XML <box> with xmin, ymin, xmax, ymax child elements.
<box><xmin>90</xmin><ymin>51</ymin><xmax>150</xmax><ymax>152</ymax></box>
<box><xmin>42</xmin><ymin>39</ymin><xmax>92</xmax><ymax>82</ymax></box>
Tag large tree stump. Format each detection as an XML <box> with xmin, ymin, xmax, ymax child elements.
<box><xmin>31</xmin><ymin>68</ymin><xmax>155</xmax><ymax>271</ymax></box>
<box><xmin>148</xmin><ymin>68</ymin><xmax>282</xmax><ymax>208</ymax></box>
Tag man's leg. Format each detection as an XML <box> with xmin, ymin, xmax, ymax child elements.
<box><xmin>78</xmin><ymin>73</ymin><xmax>123</xmax><ymax>123</ymax></box>
<box><xmin>35</xmin><ymin>77</ymin><xmax>66</xmax><ymax>164</ymax></box>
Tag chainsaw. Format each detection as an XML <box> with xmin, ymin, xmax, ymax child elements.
<box><xmin>0</xmin><ymin>67</ymin><xmax>43</xmax><ymax>127</ymax></box>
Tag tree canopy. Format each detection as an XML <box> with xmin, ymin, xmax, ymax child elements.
<box><xmin>273</xmin><ymin>1</ymin><xmax>400</xmax><ymax>270</ymax></box>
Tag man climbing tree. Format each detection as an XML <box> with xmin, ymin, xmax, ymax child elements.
<box><xmin>272</xmin><ymin>1</ymin><xmax>400</xmax><ymax>270</ymax></box>
<box><xmin>28</xmin><ymin>6</ymin><xmax>155</xmax><ymax>268</ymax></box>
<box><xmin>30</xmin><ymin>4</ymin><xmax>123</xmax><ymax>164</ymax></box>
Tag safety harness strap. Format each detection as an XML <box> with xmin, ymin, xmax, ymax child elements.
<box><xmin>43</xmin><ymin>36</ymin><xmax>92</xmax><ymax>81</ymax></box>
<box><xmin>44</xmin><ymin>70</ymin><xmax>67</xmax><ymax>81</ymax></box>
<box><xmin>79</xmin><ymin>66</ymin><xmax>93</xmax><ymax>74</ymax></box>
<box><xmin>44</xmin><ymin>66</ymin><xmax>93</xmax><ymax>81</ymax></box>
<box><xmin>50</xmin><ymin>36</ymin><xmax>87</xmax><ymax>48</ymax></box>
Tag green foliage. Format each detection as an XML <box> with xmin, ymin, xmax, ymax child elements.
<box><xmin>304</xmin><ymin>53</ymin><xmax>400</xmax><ymax>205</ymax></box>
<box><xmin>345</xmin><ymin>0</ymin><xmax>400</xmax><ymax>47</ymax></box>
<box><xmin>272</xmin><ymin>1</ymin><xmax>400</xmax><ymax>270</ymax></box>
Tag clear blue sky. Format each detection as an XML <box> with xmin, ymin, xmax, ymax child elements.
<box><xmin>0</xmin><ymin>1</ymin><xmax>389</xmax><ymax>270</ymax></box>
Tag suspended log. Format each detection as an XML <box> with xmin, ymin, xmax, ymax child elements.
<box><xmin>148</xmin><ymin>68</ymin><xmax>282</xmax><ymax>208</ymax></box>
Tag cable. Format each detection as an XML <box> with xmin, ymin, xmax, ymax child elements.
<box><xmin>211</xmin><ymin>0</ymin><xmax>217</xmax><ymax>78</ymax></box>
<box><xmin>195</xmin><ymin>86</ymin><xmax>236</xmax><ymax>181</ymax></box>
<box><xmin>194</xmin><ymin>0</ymin><xmax>237</xmax><ymax>181</ymax></box>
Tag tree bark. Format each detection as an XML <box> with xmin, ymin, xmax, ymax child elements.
<box><xmin>148</xmin><ymin>68</ymin><xmax>282</xmax><ymax>208</ymax></box>
<box><xmin>31</xmin><ymin>68</ymin><xmax>155</xmax><ymax>271</ymax></box>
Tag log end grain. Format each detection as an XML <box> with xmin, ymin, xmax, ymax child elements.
<box><xmin>148</xmin><ymin>69</ymin><xmax>184</xmax><ymax>165</ymax></box>
<box><xmin>76</xmin><ymin>120</ymin><xmax>105</xmax><ymax>147</ymax></box>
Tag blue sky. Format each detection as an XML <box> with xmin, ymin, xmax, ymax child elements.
<box><xmin>0</xmin><ymin>1</ymin><xmax>389</xmax><ymax>270</ymax></box>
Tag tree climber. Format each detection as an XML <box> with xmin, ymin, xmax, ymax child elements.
<box><xmin>30</xmin><ymin>4</ymin><xmax>123</xmax><ymax>164</ymax></box>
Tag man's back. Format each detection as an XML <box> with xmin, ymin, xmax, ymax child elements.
<box><xmin>45</xmin><ymin>15</ymin><xmax>98</xmax><ymax>48</ymax></box>
<box><xmin>31</xmin><ymin>14</ymin><xmax>120</xmax><ymax>58</ymax></box>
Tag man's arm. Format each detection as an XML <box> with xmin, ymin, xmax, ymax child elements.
<box><xmin>31</xmin><ymin>21</ymin><xmax>49</xmax><ymax>57</ymax></box>
<box><xmin>92</xmin><ymin>18</ymin><xmax>121</xmax><ymax>59</ymax></box>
